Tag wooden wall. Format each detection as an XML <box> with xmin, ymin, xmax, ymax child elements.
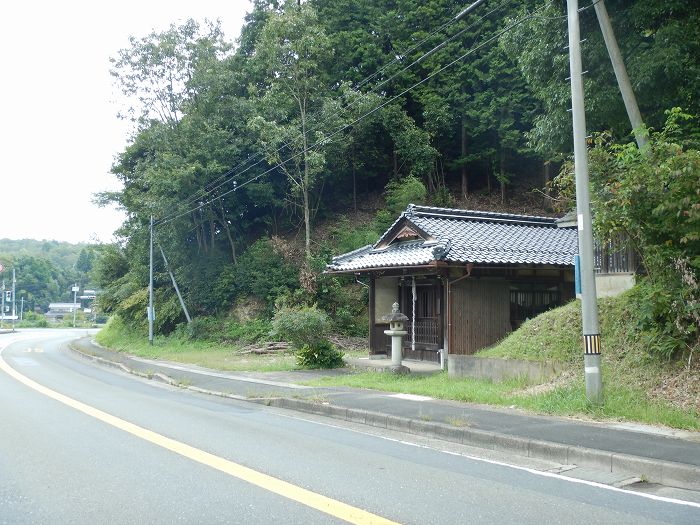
<box><xmin>449</xmin><ymin>278</ymin><xmax>511</xmax><ymax>355</ymax></box>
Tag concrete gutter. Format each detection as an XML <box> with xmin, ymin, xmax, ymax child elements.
<box><xmin>67</xmin><ymin>341</ymin><xmax>700</xmax><ymax>492</ymax></box>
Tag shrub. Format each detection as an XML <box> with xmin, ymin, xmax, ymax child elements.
<box><xmin>375</xmin><ymin>176</ymin><xmax>427</xmax><ymax>231</ymax></box>
<box><xmin>174</xmin><ymin>317</ymin><xmax>218</xmax><ymax>340</ymax></box>
<box><xmin>224</xmin><ymin>318</ymin><xmax>272</xmax><ymax>343</ymax></box>
<box><xmin>314</xmin><ymin>275</ymin><xmax>369</xmax><ymax>337</ymax></box>
<box><xmin>323</xmin><ymin>216</ymin><xmax>380</xmax><ymax>255</ymax></box>
<box><xmin>214</xmin><ymin>239</ymin><xmax>299</xmax><ymax>310</ymax></box>
<box><xmin>431</xmin><ymin>186</ymin><xmax>454</xmax><ymax>207</ymax></box>
<box><xmin>553</xmin><ymin>109</ymin><xmax>700</xmax><ymax>360</ymax></box>
<box><xmin>271</xmin><ymin>305</ymin><xmax>330</xmax><ymax>349</ymax></box>
<box><xmin>385</xmin><ymin>175</ymin><xmax>427</xmax><ymax>215</ymax></box>
<box><xmin>296</xmin><ymin>340</ymin><xmax>344</xmax><ymax>369</ymax></box>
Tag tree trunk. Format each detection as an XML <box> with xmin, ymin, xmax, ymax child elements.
<box><xmin>393</xmin><ymin>149</ymin><xmax>398</xmax><ymax>178</ymax></box>
<box><xmin>218</xmin><ymin>200</ymin><xmax>236</xmax><ymax>263</ymax></box>
<box><xmin>427</xmin><ymin>163</ymin><xmax>435</xmax><ymax>195</ymax></box>
<box><xmin>209</xmin><ymin>212</ymin><xmax>216</xmax><ymax>252</ymax></box>
<box><xmin>500</xmin><ymin>149</ymin><xmax>506</xmax><ymax>205</ymax></box>
<box><xmin>461</xmin><ymin>114</ymin><xmax>468</xmax><ymax>199</ymax></box>
<box><xmin>201</xmin><ymin>222</ymin><xmax>209</xmax><ymax>254</ymax></box>
<box><xmin>543</xmin><ymin>161</ymin><xmax>551</xmax><ymax>210</ymax></box>
<box><xmin>301</xmin><ymin>104</ymin><xmax>311</xmax><ymax>260</ymax></box>
<box><xmin>194</xmin><ymin>217</ymin><xmax>203</xmax><ymax>253</ymax></box>
<box><xmin>352</xmin><ymin>147</ymin><xmax>357</xmax><ymax>215</ymax></box>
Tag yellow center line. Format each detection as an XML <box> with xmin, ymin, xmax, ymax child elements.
<box><xmin>0</xmin><ymin>352</ymin><xmax>400</xmax><ymax>525</ymax></box>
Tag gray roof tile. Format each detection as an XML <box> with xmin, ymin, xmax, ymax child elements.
<box><xmin>327</xmin><ymin>204</ymin><xmax>578</xmax><ymax>272</ymax></box>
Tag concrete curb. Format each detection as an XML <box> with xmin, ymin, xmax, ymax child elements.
<box><xmin>254</xmin><ymin>397</ymin><xmax>700</xmax><ymax>492</ymax></box>
<box><xmin>68</xmin><ymin>342</ymin><xmax>700</xmax><ymax>492</ymax></box>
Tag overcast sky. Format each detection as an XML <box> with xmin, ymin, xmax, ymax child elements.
<box><xmin>0</xmin><ymin>0</ymin><xmax>251</xmax><ymax>244</ymax></box>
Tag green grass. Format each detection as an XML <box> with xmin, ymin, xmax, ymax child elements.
<box><xmin>95</xmin><ymin>317</ymin><xmax>298</xmax><ymax>372</ymax></box>
<box><xmin>308</xmin><ymin>288</ymin><xmax>700</xmax><ymax>430</ymax></box>
<box><xmin>477</xmin><ymin>300</ymin><xmax>582</xmax><ymax>363</ymax></box>
<box><xmin>96</xmin><ymin>289</ymin><xmax>700</xmax><ymax>430</ymax></box>
<box><xmin>309</xmin><ymin>370</ymin><xmax>699</xmax><ymax>430</ymax></box>
<box><xmin>309</xmin><ymin>370</ymin><xmax>527</xmax><ymax>405</ymax></box>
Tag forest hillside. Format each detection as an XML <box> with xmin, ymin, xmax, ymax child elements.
<box><xmin>93</xmin><ymin>0</ymin><xmax>699</xmax><ymax>370</ymax></box>
<box><xmin>0</xmin><ymin>239</ymin><xmax>99</xmax><ymax>311</ymax></box>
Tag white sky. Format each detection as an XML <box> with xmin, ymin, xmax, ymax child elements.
<box><xmin>0</xmin><ymin>0</ymin><xmax>252</xmax><ymax>244</ymax></box>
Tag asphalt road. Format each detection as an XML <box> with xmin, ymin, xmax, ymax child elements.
<box><xmin>1</xmin><ymin>330</ymin><xmax>698</xmax><ymax>524</ymax></box>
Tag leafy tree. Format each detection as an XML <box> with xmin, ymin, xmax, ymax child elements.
<box><xmin>556</xmin><ymin>109</ymin><xmax>700</xmax><ymax>359</ymax></box>
<box><xmin>101</xmin><ymin>0</ymin><xmax>700</xmax><ymax>342</ymax></box>
<box><xmin>212</xmin><ymin>238</ymin><xmax>299</xmax><ymax>312</ymax></box>
<box><xmin>11</xmin><ymin>256</ymin><xmax>70</xmax><ymax>311</ymax></box>
<box><xmin>110</xmin><ymin>19</ymin><xmax>231</xmax><ymax>128</ymax></box>
<box><xmin>248</xmin><ymin>0</ymin><xmax>334</xmax><ymax>259</ymax></box>
<box><xmin>502</xmin><ymin>0</ymin><xmax>700</xmax><ymax>157</ymax></box>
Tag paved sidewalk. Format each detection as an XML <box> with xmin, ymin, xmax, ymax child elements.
<box><xmin>68</xmin><ymin>336</ymin><xmax>700</xmax><ymax>491</ymax></box>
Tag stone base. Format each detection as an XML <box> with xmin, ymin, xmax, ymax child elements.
<box><xmin>595</xmin><ymin>273</ymin><xmax>635</xmax><ymax>298</ymax></box>
<box><xmin>389</xmin><ymin>364</ymin><xmax>410</xmax><ymax>375</ymax></box>
<box><xmin>448</xmin><ymin>355</ymin><xmax>560</xmax><ymax>383</ymax></box>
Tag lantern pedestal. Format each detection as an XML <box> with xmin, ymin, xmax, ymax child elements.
<box><xmin>382</xmin><ymin>302</ymin><xmax>410</xmax><ymax>375</ymax></box>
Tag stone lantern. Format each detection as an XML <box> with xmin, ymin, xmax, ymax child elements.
<box><xmin>382</xmin><ymin>302</ymin><xmax>409</xmax><ymax>374</ymax></box>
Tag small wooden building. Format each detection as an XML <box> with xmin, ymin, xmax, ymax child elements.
<box><xmin>326</xmin><ymin>205</ymin><xmax>578</xmax><ymax>367</ymax></box>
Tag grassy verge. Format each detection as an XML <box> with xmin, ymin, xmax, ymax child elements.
<box><xmin>309</xmin><ymin>370</ymin><xmax>699</xmax><ymax>430</ymax></box>
<box><xmin>310</xmin><ymin>289</ymin><xmax>700</xmax><ymax>430</ymax></box>
<box><xmin>95</xmin><ymin>290</ymin><xmax>699</xmax><ymax>430</ymax></box>
<box><xmin>95</xmin><ymin>317</ymin><xmax>299</xmax><ymax>372</ymax></box>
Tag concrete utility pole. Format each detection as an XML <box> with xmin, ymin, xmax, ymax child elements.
<box><xmin>148</xmin><ymin>216</ymin><xmax>155</xmax><ymax>345</ymax></box>
<box><xmin>20</xmin><ymin>297</ymin><xmax>24</xmax><ymax>322</ymax></box>
<box><xmin>72</xmin><ymin>284</ymin><xmax>79</xmax><ymax>327</ymax></box>
<box><xmin>159</xmin><ymin>246</ymin><xmax>191</xmax><ymax>324</ymax></box>
<box><xmin>12</xmin><ymin>268</ymin><xmax>16</xmax><ymax>332</ymax></box>
<box><xmin>567</xmin><ymin>0</ymin><xmax>603</xmax><ymax>404</ymax></box>
<box><xmin>593</xmin><ymin>0</ymin><xmax>648</xmax><ymax>149</ymax></box>
<box><xmin>1</xmin><ymin>279</ymin><xmax>5</xmax><ymax>330</ymax></box>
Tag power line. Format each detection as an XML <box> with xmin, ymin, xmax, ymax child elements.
<box><xmin>154</xmin><ymin>3</ymin><xmax>470</xmax><ymax>217</ymax></box>
<box><xmin>154</xmin><ymin>0</ymin><xmax>513</xmax><ymax>225</ymax></box>
<box><xmin>157</xmin><ymin>3</ymin><xmax>548</xmax><ymax>227</ymax></box>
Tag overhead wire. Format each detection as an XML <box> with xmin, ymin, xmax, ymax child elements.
<box><xmin>153</xmin><ymin>2</ymin><xmax>471</xmax><ymax>217</ymax></box>
<box><xmin>157</xmin><ymin>1</ymin><xmax>550</xmax><ymax>227</ymax></box>
<box><xmin>154</xmin><ymin>0</ymin><xmax>514</xmax><ymax>225</ymax></box>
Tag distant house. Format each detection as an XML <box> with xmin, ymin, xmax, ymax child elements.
<box><xmin>326</xmin><ymin>204</ymin><xmax>578</xmax><ymax>368</ymax></box>
<box><xmin>45</xmin><ymin>303</ymin><xmax>79</xmax><ymax>323</ymax></box>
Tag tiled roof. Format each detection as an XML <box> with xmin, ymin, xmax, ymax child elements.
<box><xmin>327</xmin><ymin>204</ymin><xmax>578</xmax><ymax>272</ymax></box>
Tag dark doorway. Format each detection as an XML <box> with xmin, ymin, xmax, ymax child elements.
<box><xmin>399</xmin><ymin>278</ymin><xmax>442</xmax><ymax>361</ymax></box>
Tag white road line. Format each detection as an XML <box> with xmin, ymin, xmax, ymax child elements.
<box><xmin>388</xmin><ymin>393</ymin><xmax>433</xmax><ymax>401</ymax></box>
<box><xmin>273</xmin><ymin>412</ymin><xmax>700</xmax><ymax>509</ymax></box>
<box><xmin>6</xmin><ymin>335</ymin><xmax>699</xmax><ymax>509</ymax></box>
<box><xmin>0</xmin><ymin>341</ymin><xmax>399</xmax><ymax>525</ymax></box>
<box><xmin>128</xmin><ymin>357</ymin><xmax>310</xmax><ymax>389</ymax></box>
